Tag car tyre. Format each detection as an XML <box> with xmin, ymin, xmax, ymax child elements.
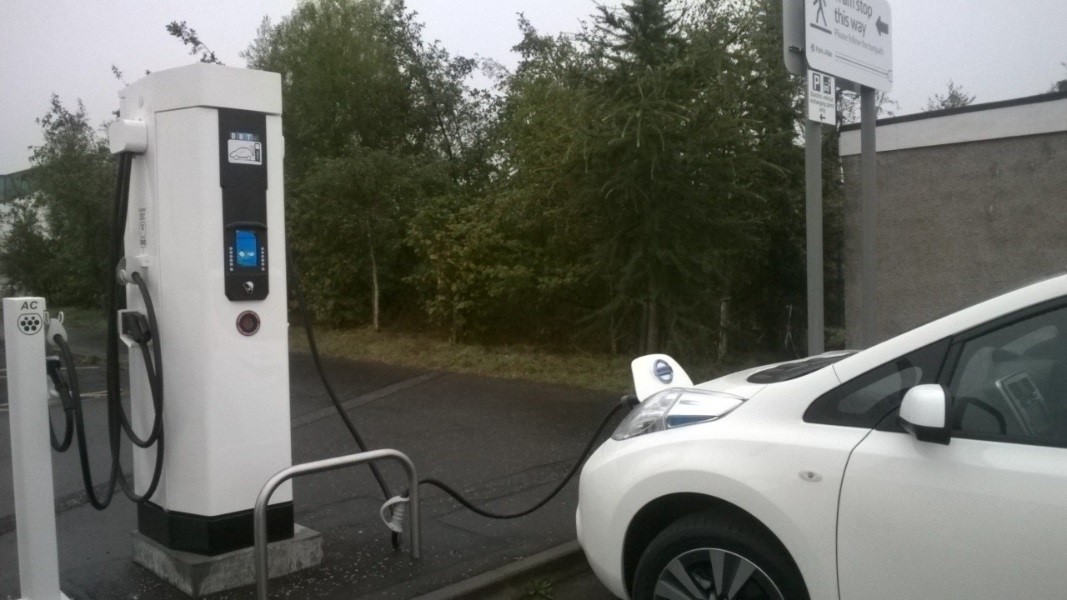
<box><xmin>632</xmin><ymin>511</ymin><xmax>808</xmax><ymax>600</ymax></box>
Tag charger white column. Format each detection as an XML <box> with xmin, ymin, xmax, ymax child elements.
<box><xmin>3</xmin><ymin>297</ymin><xmax>68</xmax><ymax>600</ymax></box>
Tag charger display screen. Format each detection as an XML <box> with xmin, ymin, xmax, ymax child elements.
<box><xmin>235</xmin><ymin>229</ymin><xmax>259</xmax><ymax>268</ymax></box>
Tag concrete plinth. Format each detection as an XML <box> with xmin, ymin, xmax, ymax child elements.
<box><xmin>132</xmin><ymin>524</ymin><xmax>323</xmax><ymax>597</ymax></box>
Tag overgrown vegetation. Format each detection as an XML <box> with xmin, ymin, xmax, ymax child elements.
<box><xmin>4</xmin><ymin>0</ymin><xmax>887</xmax><ymax>368</ymax></box>
<box><xmin>239</xmin><ymin>0</ymin><xmax>827</xmax><ymax>361</ymax></box>
<box><xmin>0</xmin><ymin>96</ymin><xmax>113</xmax><ymax>306</ymax></box>
<box><xmin>292</xmin><ymin>326</ymin><xmax>635</xmax><ymax>392</ymax></box>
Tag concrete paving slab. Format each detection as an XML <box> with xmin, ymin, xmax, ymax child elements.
<box><xmin>132</xmin><ymin>525</ymin><xmax>323</xmax><ymax>597</ymax></box>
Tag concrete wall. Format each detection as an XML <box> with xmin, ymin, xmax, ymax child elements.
<box><xmin>0</xmin><ymin>169</ymin><xmax>33</xmax><ymax>203</ymax></box>
<box><xmin>841</xmin><ymin>94</ymin><xmax>1067</xmax><ymax>347</ymax></box>
<box><xmin>0</xmin><ymin>169</ymin><xmax>34</xmax><ymax>294</ymax></box>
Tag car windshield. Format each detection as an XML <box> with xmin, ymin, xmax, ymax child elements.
<box><xmin>746</xmin><ymin>352</ymin><xmax>856</xmax><ymax>384</ymax></box>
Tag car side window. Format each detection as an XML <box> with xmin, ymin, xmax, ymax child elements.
<box><xmin>804</xmin><ymin>340</ymin><xmax>948</xmax><ymax>428</ymax></box>
<box><xmin>948</xmin><ymin>305</ymin><xmax>1067</xmax><ymax>446</ymax></box>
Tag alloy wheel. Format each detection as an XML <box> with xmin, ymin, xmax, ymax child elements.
<box><xmin>653</xmin><ymin>547</ymin><xmax>785</xmax><ymax>600</ymax></box>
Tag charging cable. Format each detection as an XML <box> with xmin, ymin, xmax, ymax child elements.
<box><xmin>287</xmin><ymin>244</ymin><xmax>403</xmax><ymax>548</ymax></box>
<box><xmin>44</xmin><ymin>152</ymin><xmax>166</xmax><ymax>509</ymax></box>
<box><xmin>287</xmin><ymin>248</ymin><xmax>635</xmax><ymax>538</ymax></box>
<box><xmin>412</xmin><ymin>395</ymin><xmax>635</xmax><ymax>520</ymax></box>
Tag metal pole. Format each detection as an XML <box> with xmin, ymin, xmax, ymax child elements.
<box><xmin>254</xmin><ymin>449</ymin><xmax>421</xmax><ymax>600</ymax></box>
<box><xmin>860</xmin><ymin>86</ymin><xmax>878</xmax><ymax>348</ymax></box>
<box><xmin>805</xmin><ymin>118</ymin><xmax>825</xmax><ymax>356</ymax></box>
<box><xmin>4</xmin><ymin>297</ymin><xmax>66</xmax><ymax>600</ymax></box>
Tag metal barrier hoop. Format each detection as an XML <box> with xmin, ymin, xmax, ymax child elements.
<box><xmin>253</xmin><ymin>449</ymin><xmax>421</xmax><ymax>600</ymax></box>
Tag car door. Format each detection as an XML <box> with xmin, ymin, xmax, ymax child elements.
<box><xmin>837</xmin><ymin>301</ymin><xmax>1067</xmax><ymax>599</ymax></box>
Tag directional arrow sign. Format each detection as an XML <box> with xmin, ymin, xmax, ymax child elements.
<box><xmin>806</xmin><ymin>0</ymin><xmax>893</xmax><ymax>91</ymax></box>
<box><xmin>876</xmin><ymin>16</ymin><xmax>889</xmax><ymax>35</ymax></box>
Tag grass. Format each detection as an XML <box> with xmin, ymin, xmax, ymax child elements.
<box><xmin>47</xmin><ymin>305</ymin><xmax>106</xmax><ymax>330</ymax></box>
<box><xmin>291</xmin><ymin>325</ymin><xmax>636</xmax><ymax>393</ymax></box>
<box><xmin>521</xmin><ymin>578</ymin><xmax>555</xmax><ymax>599</ymax></box>
<box><xmin>50</xmin><ymin>304</ymin><xmax>766</xmax><ymax>393</ymax></box>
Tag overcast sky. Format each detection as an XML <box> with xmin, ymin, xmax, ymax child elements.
<box><xmin>2</xmin><ymin>0</ymin><xmax>1065</xmax><ymax>174</ymax></box>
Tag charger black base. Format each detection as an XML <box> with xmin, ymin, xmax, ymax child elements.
<box><xmin>138</xmin><ymin>501</ymin><xmax>294</xmax><ymax>556</ymax></box>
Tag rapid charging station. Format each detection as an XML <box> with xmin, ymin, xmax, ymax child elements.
<box><xmin>106</xmin><ymin>65</ymin><xmax>323</xmax><ymax>592</ymax></box>
<box><xmin>115</xmin><ymin>64</ymin><xmax>294</xmax><ymax>554</ymax></box>
<box><xmin>5</xmin><ymin>59</ymin><xmax>610</xmax><ymax>600</ymax></box>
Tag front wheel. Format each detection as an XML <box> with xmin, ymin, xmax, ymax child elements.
<box><xmin>632</xmin><ymin>512</ymin><xmax>808</xmax><ymax>600</ymax></box>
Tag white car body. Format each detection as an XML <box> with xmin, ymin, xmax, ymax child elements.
<box><xmin>577</xmin><ymin>272</ymin><xmax>1067</xmax><ymax>599</ymax></box>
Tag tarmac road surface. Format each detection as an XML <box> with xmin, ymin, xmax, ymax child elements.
<box><xmin>1</xmin><ymin>316</ymin><xmax>624</xmax><ymax>600</ymax></box>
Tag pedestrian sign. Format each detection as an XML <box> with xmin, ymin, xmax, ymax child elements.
<box><xmin>805</xmin><ymin>0</ymin><xmax>893</xmax><ymax>91</ymax></box>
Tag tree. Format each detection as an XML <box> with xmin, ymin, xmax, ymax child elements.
<box><xmin>0</xmin><ymin>96</ymin><xmax>114</xmax><ymax>306</ymax></box>
<box><xmin>483</xmin><ymin>0</ymin><xmax>793</xmax><ymax>355</ymax></box>
<box><xmin>240</xmin><ymin>0</ymin><xmax>497</xmax><ymax>328</ymax></box>
<box><xmin>0</xmin><ymin>199</ymin><xmax>57</xmax><ymax>298</ymax></box>
<box><xmin>924</xmin><ymin>80</ymin><xmax>976</xmax><ymax>111</ymax></box>
<box><xmin>242</xmin><ymin>0</ymin><xmax>419</xmax><ymax>179</ymax></box>
<box><xmin>722</xmin><ymin>1</ymin><xmax>811</xmax><ymax>356</ymax></box>
<box><xmin>839</xmin><ymin>89</ymin><xmax>899</xmax><ymax>124</ymax></box>
<box><xmin>1052</xmin><ymin>62</ymin><xmax>1067</xmax><ymax>93</ymax></box>
<box><xmin>294</xmin><ymin>144</ymin><xmax>448</xmax><ymax>328</ymax></box>
<box><xmin>386</xmin><ymin>2</ymin><xmax>502</xmax><ymax>186</ymax></box>
<box><xmin>165</xmin><ymin>21</ymin><xmax>224</xmax><ymax>64</ymax></box>
<box><xmin>406</xmin><ymin>192</ymin><xmax>548</xmax><ymax>343</ymax></box>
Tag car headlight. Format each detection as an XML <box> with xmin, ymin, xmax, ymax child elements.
<box><xmin>612</xmin><ymin>388</ymin><xmax>744</xmax><ymax>441</ymax></box>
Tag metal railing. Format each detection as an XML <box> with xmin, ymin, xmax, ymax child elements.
<box><xmin>253</xmin><ymin>449</ymin><xmax>421</xmax><ymax>600</ymax></box>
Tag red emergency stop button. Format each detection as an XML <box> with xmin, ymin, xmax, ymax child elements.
<box><xmin>236</xmin><ymin>311</ymin><xmax>261</xmax><ymax>336</ymax></box>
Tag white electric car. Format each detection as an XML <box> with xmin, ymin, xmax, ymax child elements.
<box><xmin>577</xmin><ymin>272</ymin><xmax>1067</xmax><ymax>600</ymax></box>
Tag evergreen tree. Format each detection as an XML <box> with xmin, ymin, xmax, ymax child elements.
<box><xmin>924</xmin><ymin>80</ymin><xmax>976</xmax><ymax>111</ymax></box>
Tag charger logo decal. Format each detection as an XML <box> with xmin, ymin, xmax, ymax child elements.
<box><xmin>18</xmin><ymin>313</ymin><xmax>42</xmax><ymax>335</ymax></box>
<box><xmin>228</xmin><ymin>139</ymin><xmax>263</xmax><ymax>165</ymax></box>
<box><xmin>653</xmin><ymin>359</ymin><xmax>673</xmax><ymax>384</ymax></box>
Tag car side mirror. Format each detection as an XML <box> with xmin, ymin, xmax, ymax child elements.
<box><xmin>899</xmin><ymin>384</ymin><xmax>951</xmax><ymax>445</ymax></box>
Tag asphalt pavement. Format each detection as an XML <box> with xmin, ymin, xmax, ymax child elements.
<box><xmin>0</xmin><ymin>315</ymin><xmax>624</xmax><ymax>600</ymax></box>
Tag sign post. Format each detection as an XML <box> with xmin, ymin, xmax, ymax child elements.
<box><xmin>805</xmin><ymin>0</ymin><xmax>892</xmax><ymax>347</ymax></box>
<box><xmin>804</xmin><ymin>69</ymin><xmax>835</xmax><ymax>355</ymax></box>
<box><xmin>805</xmin><ymin>117</ymin><xmax>825</xmax><ymax>355</ymax></box>
<box><xmin>860</xmin><ymin>87</ymin><xmax>878</xmax><ymax>347</ymax></box>
<box><xmin>787</xmin><ymin>0</ymin><xmax>892</xmax><ymax>350</ymax></box>
<box><xmin>782</xmin><ymin>0</ymin><xmax>807</xmax><ymax>76</ymax></box>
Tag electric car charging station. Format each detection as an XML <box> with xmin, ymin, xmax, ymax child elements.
<box><xmin>1</xmin><ymin>63</ymin><xmax>335</xmax><ymax>597</ymax></box>
<box><xmin>2</xmin><ymin>63</ymin><xmax>620</xmax><ymax>600</ymax></box>
<box><xmin>114</xmin><ymin>64</ymin><xmax>299</xmax><ymax>557</ymax></box>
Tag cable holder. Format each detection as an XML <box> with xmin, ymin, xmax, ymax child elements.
<box><xmin>379</xmin><ymin>495</ymin><xmax>410</xmax><ymax>534</ymax></box>
<box><xmin>44</xmin><ymin>311</ymin><xmax>69</xmax><ymax>348</ymax></box>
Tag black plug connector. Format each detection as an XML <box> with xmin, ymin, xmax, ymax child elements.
<box><xmin>121</xmin><ymin>311</ymin><xmax>153</xmax><ymax>345</ymax></box>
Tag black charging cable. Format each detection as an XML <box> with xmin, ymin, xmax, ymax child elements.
<box><xmin>287</xmin><ymin>244</ymin><xmax>401</xmax><ymax>548</ymax></box>
<box><xmin>45</xmin><ymin>356</ymin><xmax>75</xmax><ymax>452</ymax></box>
<box><xmin>287</xmin><ymin>247</ymin><xmax>636</xmax><ymax>534</ymax></box>
<box><xmin>412</xmin><ymin>395</ymin><xmax>635</xmax><ymax>519</ymax></box>
<box><xmin>45</xmin><ymin>151</ymin><xmax>166</xmax><ymax>509</ymax></box>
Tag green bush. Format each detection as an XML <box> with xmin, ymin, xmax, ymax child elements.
<box><xmin>0</xmin><ymin>97</ymin><xmax>113</xmax><ymax>307</ymax></box>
